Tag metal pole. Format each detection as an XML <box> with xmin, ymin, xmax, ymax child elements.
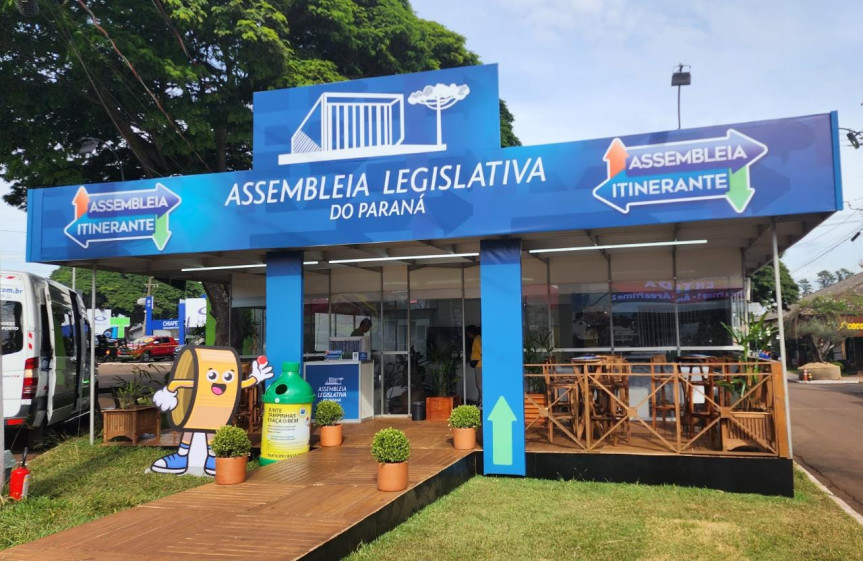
<box><xmin>90</xmin><ymin>265</ymin><xmax>96</xmax><ymax>445</ymax></box>
<box><xmin>677</xmin><ymin>85</ymin><xmax>682</xmax><ymax>130</ymax></box>
<box><xmin>772</xmin><ymin>224</ymin><xmax>793</xmax><ymax>456</ymax></box>
<box><xmin>1</xmin><ymin>263</ymin><xmax>5</xmax><ymax>458</ymax></box>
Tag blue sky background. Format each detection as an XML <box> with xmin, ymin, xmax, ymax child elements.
<box><xmin>3</xmin><ymin>0</ymin><xmax>863</xmax><ymax>284</ymax></box>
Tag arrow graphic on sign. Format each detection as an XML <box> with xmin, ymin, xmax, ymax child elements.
<box><xmin>593</xmin><ymin>129</ymin><xmax>767</xmax><ymax>214</ymax></box>
<box><xmin>64</xmin><ymin>183</ymin><xmax>181</xmax><ymax>251</ymax></box>
<box><xmin>488</xmin><ymin>396</ymin><xmax>516</xmax><ymax>466</ymax></box>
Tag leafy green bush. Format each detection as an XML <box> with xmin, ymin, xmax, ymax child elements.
<box><xmin>370</xmin><ymin>428</ymin><xmax>410</xmax><ymax>463</ymax></box>
<box><xmin>315</xmin><ymin>400</ymin><xmax>344</xmax><ymax>426</ymax></box>
<box><xmin>449</xmin><ymin>405</ymin><xmax>481</xmax><ymax>429</ymax></box>
<box><xmin>210</xmin><ymin>425</ymin><xmax>251</xmax><ymax>458</ymax></box>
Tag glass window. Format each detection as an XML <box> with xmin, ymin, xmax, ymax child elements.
<box><xmin>522</xmin><ymin>258</ymin><xmax>550</xmax><ymax>342</ymax></box>
<box><xmin>677</xmin><ymin>248</ymin><xmax>743</xmax><ymax>347</ymax></box>
<box><xmin>550</xmin><ymin>254</ymin><xmax>611</xmax><ymax>350</ymax></box>
<box><xmin>610</xmin><ymin>252</ymin><xmax>675</xmax><ymax>348</ymax></box>
<box><xmin>1</xmin><ymin>300</ymin><xmax>23</xmax><ymax>355</ymax></box>
<box><xmin>330</xmin><ymin>268</ymin><xmax>381</xmax><ymax>348</ymax></box>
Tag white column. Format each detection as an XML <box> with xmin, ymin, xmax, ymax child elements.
<box><xmin>772</xmin><ymin>223</ymin><xmax>793</xmax><ymax>456</ymax></box>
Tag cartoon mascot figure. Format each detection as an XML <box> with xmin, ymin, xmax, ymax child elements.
<box><xmin>150</xmin><ymin>346</ymin><xmax>273</xmax><ymax>476</ymax></box>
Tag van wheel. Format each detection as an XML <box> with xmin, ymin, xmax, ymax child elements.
<box><xmin>141</xmin><ymin>351</ymin><xmax>151</xmax><ymax>362</ymax></box>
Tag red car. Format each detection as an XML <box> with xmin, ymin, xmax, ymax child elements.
<box><xmin>118</xmin><ymin>336</ymin><xmax>179</xmax><ymax>362</ymax></box>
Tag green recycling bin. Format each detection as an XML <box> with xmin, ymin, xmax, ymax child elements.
<box><xmin>260</xmin><ymin>361</ymin><xmax>315</xmax><ymax>465</ymax></box>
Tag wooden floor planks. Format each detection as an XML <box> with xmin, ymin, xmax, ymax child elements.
<box><xmin>1</xmin><ymin>419</ymin><xmax>472</xmax><ymax>561</ymax></box>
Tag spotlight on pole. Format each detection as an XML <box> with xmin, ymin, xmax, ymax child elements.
<box><xmin>671</xmin><ymin>64</ymin><xmax>691</xmax><ymax>130</ymax></box>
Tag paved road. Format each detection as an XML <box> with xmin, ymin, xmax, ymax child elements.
<box><xmin>789</xmin><ymin>379</ymin><xmax>863</xmax><ymax>514</ymax></box>
<box><xmin>97</xmin><ymin>360</ymin><xmax>173</xmax><ymax>389</ymax></box>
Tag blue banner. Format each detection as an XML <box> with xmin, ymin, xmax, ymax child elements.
<box><xmin>305</xmin><ymin>363</ymin><xmax>360</xmax><ymax>421</ymax></box>
<box><xmin>27</xmin><ymin>96</ymin><xmax>841</xmax><ymax>262</ymax></box>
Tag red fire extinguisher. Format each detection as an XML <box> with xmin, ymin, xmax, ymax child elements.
<box><xmin>9</xmin><ymin>448</ymin><xmax>31</xmax><ymax>501</ymax></box>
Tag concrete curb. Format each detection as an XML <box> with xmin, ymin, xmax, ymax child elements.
<box><xmin>794</xmin><ymin>461</ymin><xmax>863</xmax><ymax>525</ymax></box>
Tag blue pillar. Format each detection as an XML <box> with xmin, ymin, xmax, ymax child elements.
<box><xmin>265</xmin><ymin>251</ymin><xmax>304</xmax><ymax>384</ymax></box>
<box><xmin>480</xmin><ymin>239</ymin><xmax>525</xmax><ymax>476</ymax></box>
<box><xmin>178</xmin><ymin>300</ymin><xmax>186</xmax><ymax>344</ymax></box>
<box><xmin>144</xmin><ymin>296</ymin><xmax>153</xmax><ymax>336</ymax></box>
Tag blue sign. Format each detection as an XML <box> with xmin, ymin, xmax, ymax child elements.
<box><xmin>305</xmin><ymin>364</ymin><xmax>359</xmax><ymax>421</ymax></box>
<box><xmin>26</xmin><ymin>112</ymin><xmax>842</xmax><ymax>263</ymax></box>
<box><xmin>64</xmin><ymin>183</ymin><xmax>181</xmax><ymax>251</ymax></box>
<box><xmin>152</xmin><ymin>318</ymin><xmax>180</xmax><ymax>331</ymax></box>
<box><xmin>253</xmin><ymin>65</ymin><xmax>501</xmax><ymax>170</ymax></box>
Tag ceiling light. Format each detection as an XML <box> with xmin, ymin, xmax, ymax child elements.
<box><xmin>328</xmin><ymin>253</ymin><xmax>478</xmax><ymax>265</ymax></box>
<box><xmin>181</xmin><ymin>261</ymin><xmax>318</xmax><ymax>272</ymax></box>
<box><xmin>528</xmin><ymin>239</ymin><xmax>707</xmax><ymax>255</ymax></box>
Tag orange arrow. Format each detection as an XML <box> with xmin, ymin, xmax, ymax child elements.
<box><xmin>73</xmin><ymin>187</ymin><xmax>89</xmax><ymax>220</ymax></box>
<box><xmin>603</xmin><ymin>138</ymin><xmax>628</xmax><ymax>178</ymax></box>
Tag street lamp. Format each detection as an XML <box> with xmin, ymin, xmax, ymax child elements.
<box><xmin>78</xmin><ymin>137</ymin><xmax>125</xmax><ymax>181</ymax></box>
<box><xmin>671</xmin><ymin>64</ymin><xmax>691</xmax><ymax>130</ymax></box>
<box><xmin>839</xmin><ymin>128</ymin><xmax>862</xmax><ymax>149</ymax></box>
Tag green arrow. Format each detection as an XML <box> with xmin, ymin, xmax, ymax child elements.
<box><xmin>488</xmin><ymin>396</ymin><xmax>516</xmax><ymax>466</ymax></box>
<box><xmin>153</xmin><ymin>214</ymin><xmax>172</xmax><ymax>250</ymax></box>
<box><xmin>726</xmin><ymin>167</ymin><xmax>755</xmax><ymax>213</ymax></box>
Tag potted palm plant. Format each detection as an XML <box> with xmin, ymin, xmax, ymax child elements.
<box><xmin>448</xmin><ymin>405</ymin><xmax>481</xmax><ymax>450</ymax></box>
<box><xmin>371</xmin><ymin>427</ymin><xmax>410</xmax><ymax>492</ymax></box>
<box><xmin>315</xmin><ymin>400</ymin><xmax>345</xmax><ymax>447</ymax></box>
<box><xmin>424</xmin><ymin>345</ymin><xmax>461</xmax><ymax>421</ymax></box>
<box><xmin>211</xmin><ymin>424</ymin><xmax>252</xmax><ymax>485</ymax></box>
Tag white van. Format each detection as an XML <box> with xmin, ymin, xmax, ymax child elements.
<box><xmin>1</xmin><ymin>271</ymin><xmax>93</xmax><ymax>440</ymax></box>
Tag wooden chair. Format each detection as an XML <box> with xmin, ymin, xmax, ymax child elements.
<box><xmin>679</xmin><ymin>357</ymin><xmax>719</xmax><ymax>442</ymax></box>
<box><xmin>542</xmin><ymin>362</ymin><xmax>582</xmax><ymax>445</ymax></box>
<box><xmin>649</xmin><ymin>353</ymin><xmax>676</xmax><ymax>431</ymax></box>
<box><xmin>233</xmin><ymin>362</ymin><xmax>262</xmax><ymax>433</ymax></box>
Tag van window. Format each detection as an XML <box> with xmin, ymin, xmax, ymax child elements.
<box><xmin>49</xmin><ymin>286</ymin><xmax>76</xmax><ymax>359</ymax></box>
<box><xmin>1</xmin><ymin>300</ymin><xmax>24</xmax><ymax>355</ymax></box>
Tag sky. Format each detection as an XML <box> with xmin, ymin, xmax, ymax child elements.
<box><xmin>3</xmin><ymin>0</ymin><xmax>863</xmax><ymax>284</ymax></box>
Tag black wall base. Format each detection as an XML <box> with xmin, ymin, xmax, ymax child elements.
<box><xmin>526</xmin><ymin>452</ymin><xmax>794</xmax><ymax>497</ymax></box>
<box><xmin>303</xmin><ymin>452</ymin><xmax>479</xmax><ymax>561</ymax></box>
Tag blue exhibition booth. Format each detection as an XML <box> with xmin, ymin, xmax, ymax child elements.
<box><xmin>26</xmin><ymin>64</ymin><xmax>843</xmax><ymax>476</ymax></box>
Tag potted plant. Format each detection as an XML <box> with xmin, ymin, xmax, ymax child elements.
<box><xmin>101</xmin><ymin>368</ymin><xmax>161</xmax><ymax>444</ymax></box>
<box><xmin>315</xmin><ymin>400</ymin><xmax>344</xmax><ymax>447</ymax></box>
<box><xmin>448</xmin><ymin>404</ymin><xmax>481</xmax><ymax>450</ymax></box>
<box><xmin>371</xmin><ymin>427</ymin><xmax>410</xmax><ymax>492</ymax></box>
<box><xmin>211</xmin><ymin>424</ymin><xmax>252</xmax><ymax>484</ymax></box>
<box><xmin>424</xmin><ymin>345</ymin><xmax>461</xmax><ymax>421</ymax></box>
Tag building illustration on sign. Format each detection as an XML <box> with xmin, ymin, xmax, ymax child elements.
<box><xmin>63</xmin><ymin>182</ymin><xmax>181</xmax><ymax>251</ymax></box>
<box><xmin>593</xmin><ymin>129</ymin><xmax>768</xmax><ymax>214</ymax></box>
<box><xmin>278</xmin><ymin>82</ymin><xmax>470</xmax><ymax>165</ymax></box>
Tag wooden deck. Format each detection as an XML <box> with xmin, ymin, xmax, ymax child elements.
<box><xmin>0</xmin><ymin>419</ymin><xmax>475</xmax><ymax>561</ymax></box>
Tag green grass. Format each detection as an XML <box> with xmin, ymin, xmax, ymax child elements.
<box><xmin>4</xmin><ymin>438</ymin><xmax>863</xmax><ymax>560</ymax></box>
<box><xmin>0</xmin><ymin>436</ymin><xmax>238</xmax><ymax>549</ymax></box>
<box><xmin>347</xmin><ymin>470</ymin><xmax>863</xmax><ymax>561</ymax></box>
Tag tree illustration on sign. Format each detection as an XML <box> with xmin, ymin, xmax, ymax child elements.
<box><xmin>408</xmin><ymin>83</ymin><xmax>470</xmax><ymax>145</ymax></box>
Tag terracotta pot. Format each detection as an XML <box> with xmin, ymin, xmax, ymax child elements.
<box><xmin>215</xmin><ymin>456</ymin><xmax>248</xmax><ymax>485</ymax></box>
<box><xmin>377</xmin><ymin>461</ymin><xmax>408</xmax><ymax>492</ymax></box>
<box><xmin>319</xmin><ymin>424</ymin><xmax>343</xmax><ymax>447</ymax></box>
<box><xmin>425</xmin><ymin>396</ymin><xmax>454</xmax><ymax>422</ymax></box>
<box><xmin>452</xmin><ymin>427</ymin><xmax>476</xmax><ymax>450</ymax></box>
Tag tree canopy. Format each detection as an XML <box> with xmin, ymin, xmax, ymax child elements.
<box><xmin>750</xmin><ymin>261</ymin><xmax>799</xmax><ymax>310</ymax></box>
<box><xmin>49</xmin><ymin>267</ymin><xmax>203</xmax><ymax>325</ymax></box>
<box><xmin>2</xmin><ymin>0</ymin><xmax>518</xmax><ymax>345</ymax></box>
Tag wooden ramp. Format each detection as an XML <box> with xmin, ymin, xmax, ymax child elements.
<box><xmin>1</xmin><ymin>420</ymin><xmax>476</xmax><ymax>561</ymax></box>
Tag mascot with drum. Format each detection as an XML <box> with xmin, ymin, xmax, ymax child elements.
<box><xmin>150</xmin><ymin>346</ymin><xmax>273</xmax><ymax>476</ymax></box>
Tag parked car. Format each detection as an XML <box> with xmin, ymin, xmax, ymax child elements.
<box><xmin>118</xmin><ymin>336</ymin><xmax>179</xmax><ymax>362</ymax></box>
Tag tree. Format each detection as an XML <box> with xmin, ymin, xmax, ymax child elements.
<box><xmin>815</xmin><ymin>270</ymin><xmax>837</xmax><ymax>289</ymax></box>
<box><xmin>798</xmin><ymin>278</ymin><xmax>813</xmax><ymax>296</ymax></box>
<box><xmin>793</xmin><ymin>296</ymin><xmax>861</xmax><ymax>363</ymax></box>
<box><xmin>835</xmin><ymin>268</ymin><xmax>855</xmax><ymax>282</ymax></box>
<box><xmin>750</xmin><ymin>261</ymin><xmax>799</xmax><ymax>310</ymax></box>
<box><xmin>49</xmin><ymin>267</ymin><xmax>203</xmax><ymax>326</ymax></box>
<box><xmin>1</xmin><ymin>0</ymin><xmax>519</xmax><ymax>346</ymax></box>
